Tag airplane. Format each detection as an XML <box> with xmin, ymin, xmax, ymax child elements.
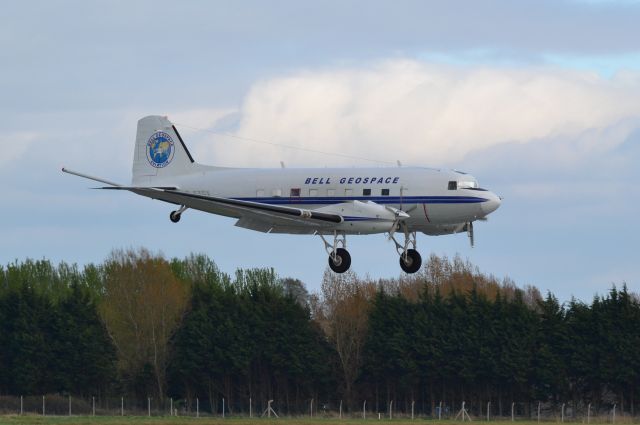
<box><xmin>63</xmin><ymin>115</ymin><xmax>501</xmax><ymax>274</ymax></box>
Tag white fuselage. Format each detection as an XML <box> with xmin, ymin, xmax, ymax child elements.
<box><xmin>154</xmin><ymin>166</ymin><xmax>501</xmax><ymax>236</ymax></box>
<box><xmin>63</xmin><ymin>114</ymin><xmax>502</xmax><ymax>274</ymax></box>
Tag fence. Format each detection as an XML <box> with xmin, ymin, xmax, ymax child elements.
<box><xmin>0</xmin><ymin>395</ymin><xmax>634</xmax><ymax>421</ymax></box>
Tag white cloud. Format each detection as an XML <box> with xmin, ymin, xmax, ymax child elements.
<box><xmin>169</xmin><ymin>108</ymin><xmax>236</xmax><ymax>131</ymax></box>
<box><xmin>0</xmin><ymin>108</ymin><xmax>236</xmax><ymax>183</ymax></box>
<box><xmin>0</xmin><ymin>131</ymin><xmax>38</xmax><ymax>167</ymax></box>
<box><xmin>167</xmin><ymin>108</ymin><xmax>239</xmax><ymax>165</ymax></box>
<box><xmin>204</xmin><ymin>60</ymin><xmax>640</xmax><ymax>168</ymax></box>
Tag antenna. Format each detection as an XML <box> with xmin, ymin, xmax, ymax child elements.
<box><xmin>174</xmin><ymin>122</ymin><xmax>395</xmax><ymax>165</ymax></box>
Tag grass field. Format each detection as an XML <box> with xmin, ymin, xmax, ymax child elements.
<box><xmin>0</xmin><ymin>418</ymin><xmax>630</xmax><ymax>425</ymax></box>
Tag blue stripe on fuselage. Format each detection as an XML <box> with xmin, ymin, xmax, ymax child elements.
<box><xmin>234</xmin><ymin>195</ymin><xmax>487</xmax><ymax>205</ymax></box>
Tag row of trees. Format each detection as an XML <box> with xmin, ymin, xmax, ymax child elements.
<box><xmin>0</xmin><ymin>250</ymin><xmax>638</xmax><ymax>415</ymax></box>
<box><xmin>358</xmin><ymin>285</ymin><xmax>639</xmax><ymax>416</ymax></box>
<box><xmin>0</xmin><ymin>260</ymin><xmax>115</xmax><ymax>396</ymax></box>
<box><xmin>168</xmin><ymin>265</ymin><xmax>335</xmax><ymax>414</ymax></box>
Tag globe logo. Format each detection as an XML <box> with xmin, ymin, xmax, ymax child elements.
<box><xmin>146</xmin><ymin>132</ymin><xmax>175</xmax><ymax>168</ymax></box>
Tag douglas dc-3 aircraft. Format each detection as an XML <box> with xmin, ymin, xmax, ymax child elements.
<box><xmin>63</xmin><ymin>115</ymin><xmax>501</xmax><ymax>274</ymax></box>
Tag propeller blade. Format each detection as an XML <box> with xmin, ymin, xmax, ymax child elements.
<box><xmin>467</xmin><ymin>221</ymin><xmax>474</xmax><ymax>248</ymax></box>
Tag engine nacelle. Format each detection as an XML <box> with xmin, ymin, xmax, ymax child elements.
<box><xmin>316</xmin><ymin>201</ymin><xmax>402</xmax><ymax>235</ymax></box>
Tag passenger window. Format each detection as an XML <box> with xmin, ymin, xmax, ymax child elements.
<box><xmin>327</xmin><ymin>189</ymin><xmax>335</xmax><ymax>197</ymax></box>
<box><xmin>256</xmin><ymin>189</ymin><xmax>265</xmax><ymax>197</ymax></box>
<box><xmin>309</xmin><ymin>189</ymin><xmax>318</xmax><ymax>197</ymax></box>
<box><xmin>272</xmin><ymin>188</ymin><xmax>282</xmax><ymax>197</ymax></box>
<box><xmin>290</xmin><ymin>188</ymin><xmax>301</xmax><ymax>197</ymax></box>
<box><xmin>381</xmin><ymin>188</ymin><xmax>390</xmax><ymax>196</ymax></box>
<box><xmin>448</xmin><ymin>181</ymin><xmax>457</xmax><ymax>190</ymax></box>
<box><xmin>345</xmin><ymin>188</ymin><xmax>353</xmax><ymax>197</ymax></box>
<box><xmin>363</xmin><ymin>188</ymin><xmax>371</xmax><ymax>196</ymax></box>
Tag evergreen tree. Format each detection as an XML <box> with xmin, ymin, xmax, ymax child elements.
<box><xmin>531</xmin><ymin>293</ymin><xmax>568</xmax><ymax>402</ymax></box>
<box><xmin>1</xmin><ymin>284</ymin><xmax>50</xmax><ymax>394</ymax></box>
<box><xmin>51</xmin><ymin>283</ymin><xmax>117</xmax><ymax>395</ymax></box>
<box><xmin>363</xmin><ymin>291</ymin><xmax>416</xmax><ymax>409</ymax></box>
<box><xmin>566</xmin><ymin>298</ymin><xmax>601</xmax><ymax>403</ymax></box>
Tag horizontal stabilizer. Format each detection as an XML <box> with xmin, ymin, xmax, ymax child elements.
<box><xmin>62</xmin><ymin>167</ymin><xmax>121</xmax><ymax>187</ymax></box>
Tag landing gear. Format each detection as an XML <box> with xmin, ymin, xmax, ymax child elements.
<box><xmin>389</xmin><ymin>224</ymin><xmax>422</xmax><ymax>274</ymax></box>
<box><xmin>169</xmin><ymin>205</ymin><xmax>188</xmax><ymax>223</ymax></box>
<box><xmin>169</xmin><ymin>211</ymin><xmax>181</xmax><ymax>223</ymax></box>
<box><xmin>320</xmin><ymin>232</ymin><xmax>351</xmax><ymax>273</ymax></box>
<box><xmin>328</xmin><ymin>248</ymin><xmax>351</xmax><ymax>273</ymax></box>
<box><xmin>399</xmin><ymin>248</ymin><xmax>422</xmax><ymax>274</ymax></box>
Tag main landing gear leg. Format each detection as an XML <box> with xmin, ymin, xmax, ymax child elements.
<box><xmin>169</xmin><ymin>205</ymin><xmax>189</xmax><ymax>223</ymax></box>
<box><xmin>319</xmin><ymin>231</ymin><xmax>351</xmax><ymax>273</ymax></box>
<box><xmin>389</xmin><ymin>224</ymin><xmax>422</xmax><ymax>274</ymax></box>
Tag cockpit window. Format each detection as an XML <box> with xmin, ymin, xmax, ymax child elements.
<box><xmin>448</xmin><ymin>181</ymin><xmax>457</xmax><ymax>190</ymax></box>
<box><xmin>458</xmin><ymin>181</ymin><xmax>478</xmax><ymax>189</ymax></box>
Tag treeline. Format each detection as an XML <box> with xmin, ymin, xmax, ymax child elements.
<box><xmin>358</xmin><ymin>283</ymin><xmax>640</xmax><ymax>416</ymax></box>
<box><xmin>0</xmin><ymin>262</ymin><xmax>115</xmax><ymax>396</ymax></box>
<box><xmin>0</xmin><ymin>249</ymin><xmax>638</xmax><ymax>416</ymax></box>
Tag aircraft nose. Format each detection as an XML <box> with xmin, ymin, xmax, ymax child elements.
<box><xmin>481</xmin><ymin>192</ymin><xmax>502</xmax><ymax>215</ymax></box>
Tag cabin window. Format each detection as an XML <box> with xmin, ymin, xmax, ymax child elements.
<box><xmin>256</xmin><ymin>189</ymin><xmax>265</xmax><ymax>197</ymax></box>
<box><xmin>448</xmin><ymin>181</ymin><xmax>457</xmax><ymax>190</ymax></box>
<box><xmin>363</xmin><ymin>188</ymin><xmax>371</xmax><ymax>196</ymax></box>
<box><xmin>345</xmin><ymin>188</ymin><xmax>353</xmax><ymax>197</ymax></box>
<box><xmin>309</xmin><ymin>189</ymin><xmax>318</xmax><ymax>197</ymax></box>
<box><xmin>272</xmin><ymin>188</ymin><xmax>282</xmax><ymax>197</ymax></box>
<box><xmin>290</xmin><ymin>188</ymin><xmax>301</xmax><ymax>197</ymax></box>
<box><xmin>381</xmin><ymin>188</ymin><xmax>390</xmax><ymax>196</ymax></box>
<box><xmin>327</xmin><ymin>189</ymin><xmax>335</xmax><ymax>197</ymax></box>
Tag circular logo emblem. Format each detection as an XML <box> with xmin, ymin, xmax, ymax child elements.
<box><xmin>146</xmin><ymin>132</ymin><xmax>175</xmax><ymax>168</ymax></box>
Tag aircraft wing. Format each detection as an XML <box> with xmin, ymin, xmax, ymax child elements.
<box><xmin>233</xmin><ymin>209</ymin><xmax>338</xmax><ymax>234</ymax></box>
<box><xmin>131</xmin><ymin>188</ymin><xmax>344</xmax><ymax>227</ymax></box>
<box><xmin>62</xmin><ymin>170</ymin><xmax>343</xmax><ymax>232</ymax></box>
<box><xmin>62</xmin><ymin>168</ymin><xmax>343</xmax><ymax>228</ymax></box>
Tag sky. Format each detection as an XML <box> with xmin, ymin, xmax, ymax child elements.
<box><xmin>1</xmin><ymin>0</ymin><xmax>638</xmax><ymax>302</ymax></box>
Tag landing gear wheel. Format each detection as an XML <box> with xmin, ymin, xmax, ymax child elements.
<box><xmin>169</xmin><ymin>211</ymin><xmax>181</xmax><ymax>223</ymax></box>
<box><xmin>400</xmin><ymin>249</ymin><xmax>422</xmax><ymax>274</ymax></box>
<box><xmin>328</xmin><ymin>248</ymin><xmax>351</xmax><ymax>273</ymax></box>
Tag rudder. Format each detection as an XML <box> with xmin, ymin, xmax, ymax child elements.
<box><xmin>132</xmin><ymin>115</ymin><xmax>195</xmax><ymax>185</ymax></box>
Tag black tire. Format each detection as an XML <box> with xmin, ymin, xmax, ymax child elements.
<box><xmin>328</xmin><ymin>248</ymin><xmax>351</xmax><ymax>273</ymax></box>
<box><xmin>169</xmin><ymin>211</ymin><xmax>181</xmax><ymax>223</ymax></box>
<box><xmin>400</xmin><ymin>249</ymin><xmax>422</xmax><ymax>274</ymax></box>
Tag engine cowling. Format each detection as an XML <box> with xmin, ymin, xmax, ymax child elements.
<box><xmin>316</xmin><ymin>201</ymin><xmax>408</xmax><ymax>234</ymax></box>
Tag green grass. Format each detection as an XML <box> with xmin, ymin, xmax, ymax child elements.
<box><xmin>0</xmin><ymin>418</ymin><xmax>629</xmax><ymax>425</ymax></box>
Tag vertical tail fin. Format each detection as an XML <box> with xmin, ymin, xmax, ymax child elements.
<box><xmin>132</xmin><ymin>115</ymin><xmax>195</xmax><ymax>185</ymax></box>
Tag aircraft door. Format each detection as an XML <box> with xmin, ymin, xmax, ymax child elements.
<box><xmin>345</xmin><ymin>188</ymin><xmax>353</xmax><ymax>199</ymax></box>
